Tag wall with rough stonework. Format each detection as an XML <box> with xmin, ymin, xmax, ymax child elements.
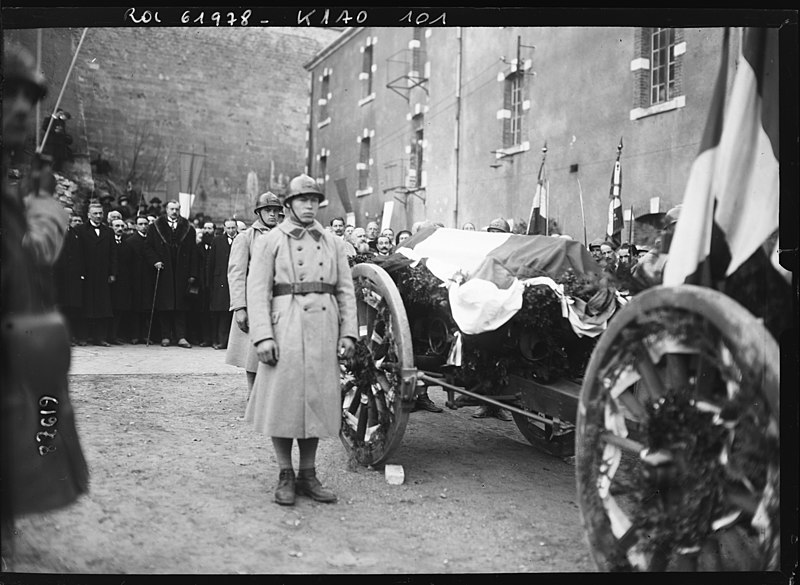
<box><xmin>9</xmin><ymin>27</ymin><xmax>341</xmax><ymax>222</ymax></box>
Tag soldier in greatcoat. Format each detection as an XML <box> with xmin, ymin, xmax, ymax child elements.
<box><xmin>54</xmin><ymin>214</ymin><xmax>87</xmax><ymax>344</ymax></box>
<box><xmin>76</xmin><ymin>201</ymin><xmax>117</xmax><ymax>345</ymax></box>
<box><xmin>247</xmin><ymin>175</ymin><xmax>357</xmax><ymax>506</ymax></box>
<box><xmin>225</xmin><ymin>192</ymin><xmax>282</xmax><ymax>396</ymax></box>
<box><xmin>109</xmin><ymin>218</ymin><xmax>135</xmax><ymax>343</ymax></box>
<box><xmin>207</xmin><ymin>219</ymin><xmax>237</xmax><ymax>348</ymax></box>
<box><xmin>143</xmin><ymin>199</ymin><xmax>198</xmax><ymax>348</ymax></box>
<box><xmin>127</xmin><ymin>215</ymin><xmax>156</xmax><ymax>344</ymax></box>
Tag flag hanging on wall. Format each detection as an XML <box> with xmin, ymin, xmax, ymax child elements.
<box><xmin>664</xmin><ymin>28</ymin><xmax>781</xmax><ymax>287</ymax></box>
<box><xmin>606</xmin><ymin>138</ymin><xmax>624</xmax><ymax>248</ymax></box>
<box><xmin>527</xmin><ymin>143</ymin><xmax>549</xmax><ymax>235</ymax></box>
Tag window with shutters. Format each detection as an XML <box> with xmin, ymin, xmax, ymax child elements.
<box><xmin>504</xmin><ymin>71</ymin><xmax>524</xmax><ymax>148</ymax></box>
<box><xmin>408</xmin><ymin>113</ymin><xmax>424</xmax><ymax>189</ymax></box>
<box><xmin>358</xmin><ymin>38</ymin><xmax>377</xmax><ymax>106</ymax></box>
<box><xmin>317</xmin><ymin>70</ymin><xmax>331</xmax><ymax>127</ymax></box>
<box><xmin>356</xmin><ymin>135</ymin><xmax>372</xmax><ymax>196</ymax></box>
<box><xmin>631</xmin><ymin>27</ymin><xmax>686</xmax><ymax>120</ymax></box>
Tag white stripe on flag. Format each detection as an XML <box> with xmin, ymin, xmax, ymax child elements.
<box><xmin>397</xmin><ymin>228</ymin><xmax>512</xmax><ymax>283</ymax></box>
<box><xmin>664</xmin><ymin>29</ymin><xmax>779</xmax><ymax>285</ymax></box>
<box><xmin>607</xmin><ymin>197</ymin><xmax>621</xmax><ymax>239</ymax></box>
<box><xmin>710</xmin><ymin>49</ymin><xmax>779</xmax><ymax>277</ymax></box>
<box><xmin>663</xmin><ymin>149</ymin><xmax>717</xmax><ymax>286</ymax></box>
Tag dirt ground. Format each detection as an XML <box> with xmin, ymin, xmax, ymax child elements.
<box><xmin>4</xmin><ymin>346</ymin><xmax>596</xmax><ymax>576</ymax></box>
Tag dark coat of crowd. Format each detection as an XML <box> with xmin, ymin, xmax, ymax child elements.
<box><xmin>54</xmin><ymin>197</ymin><xmax>241</xmax><ymax>349</ymax></box>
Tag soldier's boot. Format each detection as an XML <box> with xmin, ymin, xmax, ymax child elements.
<box><xmin>296</xmin><ymin>468</ymin><xmax>337</xmax><ymax>503</ymax></box>
<box><xmin>274</xmin><ymin>469</ymin><xmax>296</xmax><ymax>506</ymax></box>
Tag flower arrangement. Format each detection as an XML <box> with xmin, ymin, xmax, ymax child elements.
<box><xmin>386</xmin><ymin>262</ymin><xmax>606</xmax><ymax>388</ymax></box>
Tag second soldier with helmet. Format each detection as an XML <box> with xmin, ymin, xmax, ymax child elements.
<box><xmin>224</xmin><ymin>191</ymin><xmax>284</xmax><ymax>396</ymax></box>
<box><xmin>245</xmin><ymin>174</ymin><xmax>357</xmax><ymax>506</ymax></box>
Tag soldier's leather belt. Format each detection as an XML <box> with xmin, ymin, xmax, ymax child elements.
<box><xmin>273</xmin><ymin>282</ymin><xmax>336</xmax><ymax>296</ymax></box>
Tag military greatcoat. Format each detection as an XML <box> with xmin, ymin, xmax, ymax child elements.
<box><xmin>245</xmin><ymin>218</ymin><xmax>357</xmax><ymax>438</ymax></box>
<box><xmin>225</xmin><ymin>219</ymin><xmax>270</xmax><ymax>372</ymax></box>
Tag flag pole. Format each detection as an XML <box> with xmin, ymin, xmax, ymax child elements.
<box><xmin>38</xmin><ymin>28</ymin><xmax>89</xmax><ymax>155</ymax></box>
<box><xmin>576</xmin><ymin>176</ymin><xmax>587</xmax><ymax>248</ymax></box>
<box><xmin>526</xmin><ymin>141</ymin><xmax>547</xmax><ymax>235</ymax></box>
<box><xmin>628</xmin><ymin>205</ymin><xmax>634</xmax><ymax>244</ymax></box>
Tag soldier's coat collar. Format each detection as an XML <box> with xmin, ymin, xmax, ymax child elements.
<box><xmin>278</xmin><ymin>219</ymin><xmax>324</xmax><ymax>242</ymax></box>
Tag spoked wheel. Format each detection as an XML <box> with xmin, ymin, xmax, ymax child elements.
<box><xmin>511</xmin><ymin>410</ymin><xmax>575</xmax><ymax>458</ymax></box>
<box><xmin>340</xmin><ymin>263</ymin><xmax>416</xmax><ymax>467</ymax></box>
<box><xmin>576</xmin><ymin>285</ymin><xmax>780</xmax><ymax>571</ymax></box>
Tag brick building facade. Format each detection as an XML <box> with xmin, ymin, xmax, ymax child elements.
<box><xmin>304</xmin><ymin>26</ymin><xmax>741</xmax><ymax>245</ymax></box>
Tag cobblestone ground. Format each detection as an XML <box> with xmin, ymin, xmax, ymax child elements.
<box><xmin>4</xmin><ymin>345</ymin><xmax>595</xmax><ymax>575</ymax></box>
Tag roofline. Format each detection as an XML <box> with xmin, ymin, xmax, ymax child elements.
<box><xmin>303</xmin><ymin>27</ymin><xmax>364</xmax><ymax>71</ymax></box>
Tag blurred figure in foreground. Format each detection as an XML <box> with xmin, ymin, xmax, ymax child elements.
<box><xmin>1</xmin><ymin>42</ymin><xmax>89</xmax><ymax>570</ymax></box>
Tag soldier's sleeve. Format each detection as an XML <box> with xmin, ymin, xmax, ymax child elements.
<box><xmin>22</xmin><ymin>194</ymin><xmax>69</xmax><ymax>265</ymax></box>
<box><xmin>247</xmin><ymin>233</ymin><xmax>277</xmax><ymax>345</ymax></box>
<box><xmin>334</xmin><ymin>237</ymin><xmax>358</xmax><ymax>341</ymax></box>
<box><xmin>227</xmin><ymin>231</ymin><xmax>250</xmax><ymax>311</ymax></box>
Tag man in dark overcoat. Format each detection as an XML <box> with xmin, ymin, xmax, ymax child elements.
<box><xmin>109</xmin><ymin>218</ymin><xmax>135</xmax><ymax>343</ymax></box>
<box><xmin>189</xmin><ymin>220</ymin><xmax>215</xmax><ymax>346</ymax></box>
<box><xmin>76</xmin><ymin>201</ymin><xmax>117</xmax><ymax>345</ymax></box>
<box><xmin>207</xmin><ymin>218</ymin><xmax>237</xmax><ymax>349</ymax></box>
<box><xmin>127</xmin><ymin>215</ymin><xmax>156</xmax><ymax>344</ymax></box>
<box><xmin>54</xmin><ymin>214</ymin><xmax>87</xmax><ymax>345</ymax></box>
<box><xmin>144</xmin><ymin>199</ymin><xmax>198</xmax><ymax>348</ymax></box>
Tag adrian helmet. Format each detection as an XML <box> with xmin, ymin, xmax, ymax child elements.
<box><xmin>487</xmin><ymin>217</ymin><xmax>510</xmax><ymax>233</ymax></box>
<box><xmin>254</xmin><ymin>191</ymin><xmax>282</xmax><ymax>213</ymax></box>
<box><xmin>4</xmin><ymin>43</ymin><xmax>47</xmax><ymax>102</ymax></box>
<box><xmin>281</xmin><ymin>174</ymin><xmax>325</xmax><ymax>206</ymax></box>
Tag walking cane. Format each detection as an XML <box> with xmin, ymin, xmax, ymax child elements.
<box><xmin>146</xmin><ymin>265</ymin><xmax>162</xmax><ymax>347</ymax></box>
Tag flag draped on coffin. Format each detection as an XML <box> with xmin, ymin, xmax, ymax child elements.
<box><xmin>384</xmin><ymin>227</ymin><xmax>602</xmax><ymax>334</ymax></box>
<box><xmin>664</xmin><ymin>28</ymin><xmax>782</xmax><ymax>287</ymax></box>
<box><xmin>606</xmin><ymin>139</ymin><xmax>625</xmax><ymax>249</ymax></box>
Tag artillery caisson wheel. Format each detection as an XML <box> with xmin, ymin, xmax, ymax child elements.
<box><xmin>340</xmin><ymin>263</ymin><xmax>415</xmax><ymax>467</ymax></box>
<box><xmin>511</xmin><ymin>410</ymin><xmax>575</xmax><ymax>458</ymax></box>
<box><xmin>576</xmin><ymin>285</ymin><xmax>780</xmax><ymax>572</ymax></box>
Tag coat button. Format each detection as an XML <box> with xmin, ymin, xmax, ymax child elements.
<box><xmin>322</xmin><ymin>307</ymin><xmax>326</xmax><ymax>311</ymax></box>
<box><xmin>319</xmin><ymin>262</ymin><xmax>323</xmax><ymax>266</ymax></box>
<box><xmin>298</xmin><ymin>260</ymin><xmax>304</xmax><ymax>266</ymax></box>
<box><xmin>297</xmin><ymin>246</ymin><xmax>303</xmax><ymax>251</ymax></box>
<box><xmin>299</xmin><ymin>275</ymin><xmax>305</xmax><ymax>281</ymax></box>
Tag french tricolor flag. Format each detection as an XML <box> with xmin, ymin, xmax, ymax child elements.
<box><xmin>664</xmin><ymin>28</ymin><xmax>784</xmax><ymax>287</ymax></box>
<box><xmin>606</xmin><ymin>139</ymin><xmax>624</xmax><ymax>249</ymax></box>
<box><xmin>386</xmin><ymin>226</ymin><xmax>602</xmax><ymax>335</ymax></box>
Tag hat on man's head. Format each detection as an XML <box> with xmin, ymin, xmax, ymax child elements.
<box><xmin>99</xmin><ymin>192</ymin><xmax>114</xmax><ymax>201</ymax></box>
<box><xmin>589</xmin><ymin>237</ymin><xmax>605</xmax><ymax>249</ymax></box>
<box><xmin>254</xmin><ymin>191</ymin><xmax>282</xmax><ymax>213</ymax></box>
<box><xmin>487</xmin><ymin>217</ymin><xmax>510</xmax><ymax>233</ymax></box>
<box><xmin>280</xmin><ymin>174</ymin><xmax>325</xmax><ymax>206</ymax></box>
<box><xmin>665</xmin><ymin>205</ymin><xmax>682</xmax><ymax>226</ymax></box>
<box><xmin>149</xmin><ymin>197</ymin><xmax>162</xmax><ymax>205</ymax></box>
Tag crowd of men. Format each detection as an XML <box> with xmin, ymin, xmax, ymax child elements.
<box><xmin>54</xmin><ymin>188</ymin><xmax>666</xmax><ymax>349</ymax></box>
<box><xmin>54</xmin><ymin>198</ymin><xmax>253</xmax><ymax>349</ymax></box>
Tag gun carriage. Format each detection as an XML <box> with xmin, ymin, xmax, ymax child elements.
<box><xmin>339</xmin><ymin>226</ymin><xmax>780</xmax><ymax>572</ymax></box>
